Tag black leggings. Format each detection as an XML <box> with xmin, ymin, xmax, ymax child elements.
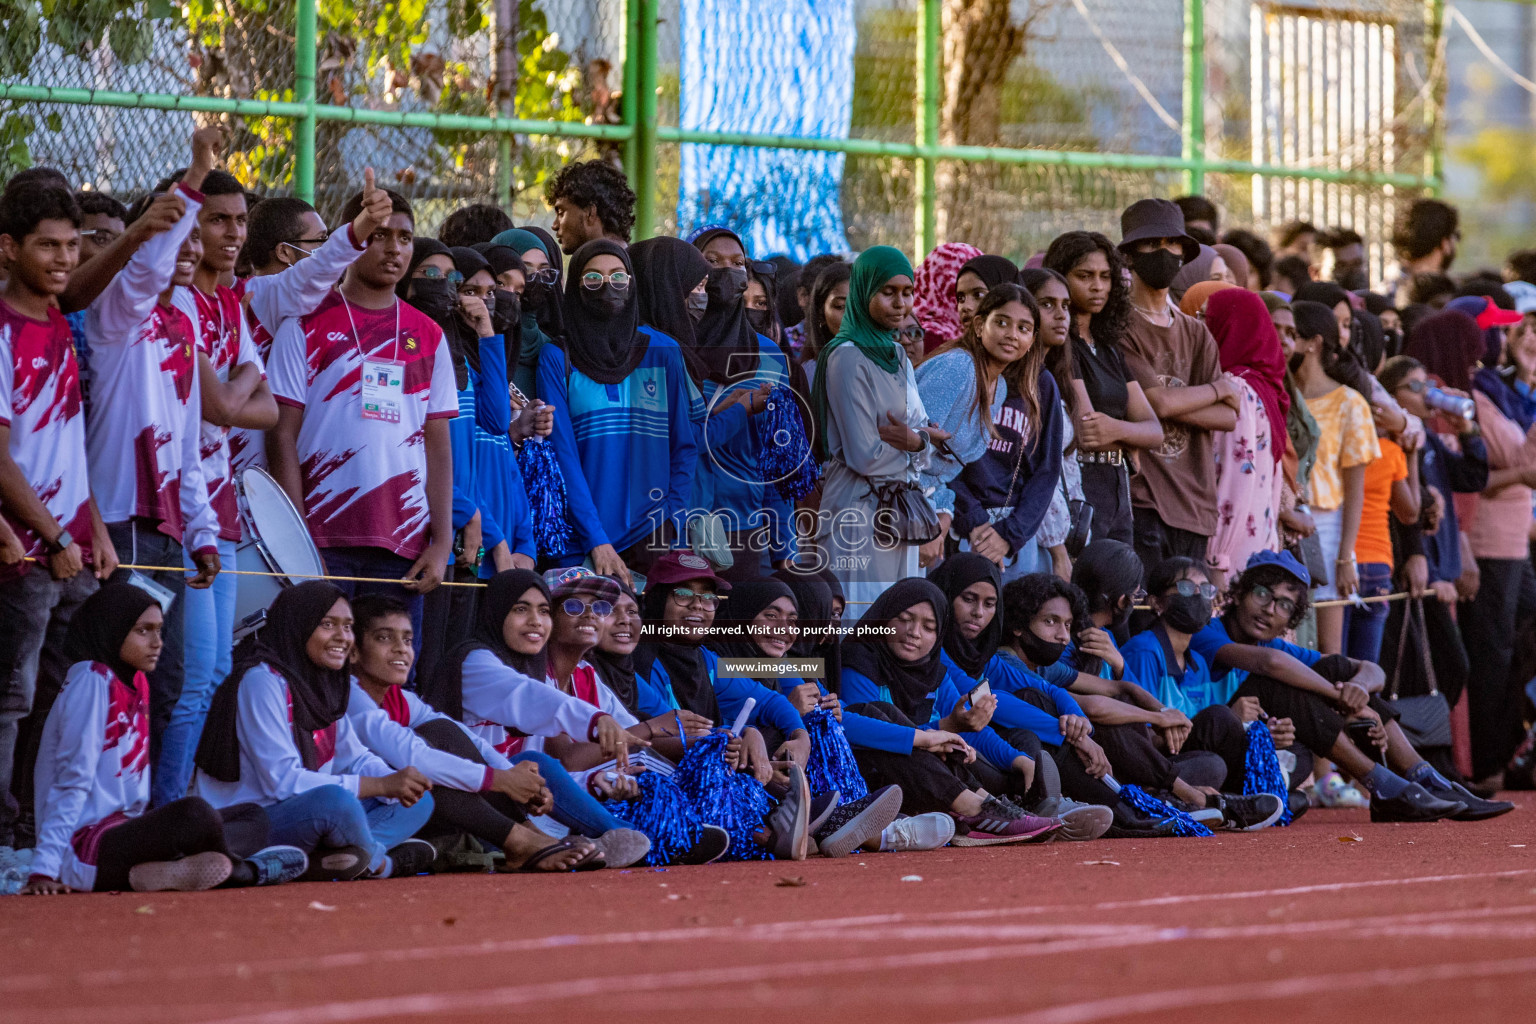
<box><xmin>978</xmin><ymin>725</ymin><xmax>1049</xmax><ymax>806</ymax></box>
<box><xmin>1184</xmin><ymin>702</ymin><xmax>1317</xmax><ymax>794</ymax></box>
<box><xmin>846</xmin><ymin>702</ymin><xmax>977</xmax><ymax>815</ymax></box>
<box><xmin>414</xmin><ymin>719</ymin><xmax>528</xmax><ymax>849</ymax></box>
<box><xmin>93</xmin><ymin>798</ymin><xmax>268</xmax><ymax>892</ymax></box>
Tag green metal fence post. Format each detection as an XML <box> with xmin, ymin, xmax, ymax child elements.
<box><xmin>633</xmin><ymin>0</ymin><xmax>660</xmax><ymax>239</ymax></box>
<box><xmin>294</xmin><ymin>0</ymin><xmax>318</xmax><ymax>203</ymax></box>
<box><xmin>915</xmin><ymin>0</ymin><xmax>940</xmax><ymax>256</ymax></box>
<box><xmin>623</xmin><ymin>0</ymin><xmax>640</xmax><ymax>198</ymax></box>
<box><xmin>1182</xmin><ymin>0</ymin><xmax>1205</xmax><ymax>195</ymax></box>
<box><xmin>1427</xmin><ymin>0</ymin><xmax>1446</xmax><ymax>194</ymax></box>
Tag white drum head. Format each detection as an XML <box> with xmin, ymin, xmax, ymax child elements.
<box><xmin>238</xmin><ymin>468</ymin><xmax>325</xmax><ymax>582</ymax></box>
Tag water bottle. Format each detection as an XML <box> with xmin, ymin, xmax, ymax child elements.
<box><xmin>1424</xmin><ymin>386</ymin><xmax>1476</xmax><ymax>421</ymax></box>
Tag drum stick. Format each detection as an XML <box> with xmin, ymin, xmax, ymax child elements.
<box><xmin>730</xmin><ymin>698</ymin><xmax>756</xmax><ymax>737</ymax></box>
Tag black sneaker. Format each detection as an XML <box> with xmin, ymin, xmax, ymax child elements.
<box><xmin>808</xmin><ymin>790</ymin><xmax>840</xmax><ymax>834</ymax></box>
<box><xmin>298</xmin><ymin>843</ymin><xmax>372</xmax><ymax>882</ymax></box>
<box><xmin>1214</xmin><ymin>792</ymin><xmax>1284</xmax><ymax>831</ymax></box>
<box><xmin>678</xmin><ymin>825</ymin><xmax>731</xmax><ymax>865</ymax></box>
<box><xmin>1287</xmin><ymin>790</ymin><xmax>1310</xmax><ymax>822</ymax></box>
<box><xmin>382</xmin><ymin>838</ymin><xmax>437</xmax><ymax>878</ymax></box>
<box><xmin>763</xmin><ymin>762</ymin><xmax>810</xmax><ymax>860</ymax></box>
<box><xmin>815</xmin><ymin>785</ymin><xmax>903</xmax><ymax>858</ymax></box>
<box><xmin>1421</xmin><ymin>778</ymin><xmax>1516</xmax><ymax>821</ymax></box>
<box><xmin>1370</xmin><ymin>782</ymin><xmax>1465</xmax><ymax>823</ymax></box>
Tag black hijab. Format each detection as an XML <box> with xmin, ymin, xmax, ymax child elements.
<box><xmin>396</xmin><ymin>238</ymin><xmax>452</xmax><ymax>300</ymax></box>
<box><xmin>707</xmin><ymin>577</ymin><xmax>798</xmax><ymax>683</ymax></box>
<box><xmin>772</xmin><ymin>569</ymin><xmax>841</xmax><ymax>691</ymax></box>
<box><xmin>632</xmin><ymin>236</ymin><xmax>711</xmax><ymax>351</ymax></box>
<box><xmin>195</xmin><ymin>581</ymin><xmax>350</xmax><ymax>782</ymax></box>
<box><xmin>449</xmin><ymin>245</ymin><xmax>493</xmax><ymax>375</ymax></box>
<box><xmin>473</xmin><ymin>243</ymin><xmax>527</xmax><ymax>375</ymax></box>
<box><xmin>558</xmin><ymin>239</ymin><xmax>649</xmax><ymax>385</ymax></box>
<box><xmin>959</xmin><ymin>254</ymin><xmax>1021</xmax><ymax>289</ymax></box>
<box><xmin>64</xmin><ymin>582</ymin><xmax>160</xmax><ymax>684</ymax></box>
<box><xmin>422</xmin><ymin>569</ymin><xmax>549</xmax><ymax>720</ymax></box>
<box><xmin>632</xmin><ymin>583</ymin><xmax>721</xmax><ymax>723</ymax></box>
<box><xmin>475</xmin><ymin>243</ymin><xmax>525</xmax><ymax>281</ymax></box>
<box><xmin>928</xmin><ymin>552</ymin><xmax>1003</xmax><ymax>679</ymax></box>
<box><xmin>838</xmin><ymin>577</ymin><xmax>949</xmax><ymax>720</ymax></box>
<box><xmin>686</xmin><ymin>233</ymin><xmax>761</xmax><ymax>386</ymax></box>
<box><xmin>590</xmin><ymin>581</ymin><xmax>642</xmax><ymax>715</ymax></box>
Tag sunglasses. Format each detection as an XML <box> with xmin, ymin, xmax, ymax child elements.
<box><xmin>561</xmin><ymin>598</ymin><xmax>613</xmax><ymax>617</ymax></box>
<box><xmin>670</xmin><ymin>587</ymin><xmax>720</xmax><ymax>609</ymax></box>
<box><xmin>1171</xmin><ymin>580</ymin><xmax>1217</xmax><ymax>600</ymax></box>
<box><xmin>416</xmin><ymin>266</ymin><xmax>464</xmax><ymax>283</ymax></box>
<box><xmin>582</xmin><ymin>270</ymin><xmax>631</xmax><ymax>290</ymax></box>
<box><xmin>1251</xmin><ymin>583</ymin><xmax>1298</xmax><ymax>618</ymax></box>
<box><xmin>1403</xmin><ymin>378</ymin><xmax>1429</xmax><ymax>394</ymax></box>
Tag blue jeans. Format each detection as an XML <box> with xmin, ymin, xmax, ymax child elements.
<box><xmin>321</xmin><ymin>546</ymin><xmax>425</xmax><ymax>666</ymax></box>
<box><xmin>107</xmin><ymin>520</ymin><xmax>188</xmax><ymax>780</ymax></box>
<box><xmin>156</xmin><ymin>536</ymin><xmax>238</xmax><ymax>805</ymax></box>
<box><xmin>509</xmin><ymin>750</ymin><xmax>625</xmax><ymax>837</ymax></box>
<box><xmin>264</xmin><ymin>784</ymin><xmax>435</xmax><ymax>874</ymax></box>
<box><xmin>1343</xmin><ymin>561</ymin><xmax>1393</xmax><ymax>664</ymax></box>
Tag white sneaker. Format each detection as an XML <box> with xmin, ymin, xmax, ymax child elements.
<box><xmin>1316</xmin><ymin>772</ymin><xmax>1369</xmax><ymax>808</ymax></box>
<box><xmin>873</xmin><ymin>813</ymin><xmax>955</xmax><ymax>852</ymax></box>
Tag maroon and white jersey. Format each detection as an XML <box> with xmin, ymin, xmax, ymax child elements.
<box><xmin>32</xmin><ymin>661</ymin><xmax>152</xmax><ymax>891</ymax></box>
<box><xmin>82</xmin><ymin>183</ymin><xmax>218</xmax><ymax>553</ymax></box>
<box><xmin>228</xmin><ymin>225</ymin><xmax>366</xmax><ymax>477</ymax></box>
<box><xmin>267</xmin><ymin>290</ymin><xmax>456</xmax><ymax>559</ymax></box>
<box><xmin>174</xmin><ymin>284</ymin><xmax>264</xmax><ymax>542</ymax></box>
<box><xmin>0</xmin><ymin>297</ymin><xmax>94</xmax><ymax>580</ymax></box>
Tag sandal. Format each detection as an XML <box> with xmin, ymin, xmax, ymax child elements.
<box><xmin>502</xmin><ymin>837</ymin><xmax>607</xmax><ymax>874</ymax></box>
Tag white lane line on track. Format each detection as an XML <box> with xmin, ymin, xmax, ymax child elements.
<box><xmin>7</xmin><ymin>867</ymin><xmax>1534</xmax><ymax>998</ymax></box>
<box><xmin>949</xmin><ymin>956</ymin><xmax>1536</xmax><ymax>1024</ymax></box>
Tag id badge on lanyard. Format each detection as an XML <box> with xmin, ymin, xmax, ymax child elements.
<box><xmin>361</xmin><ymin>358</ymin><xmax>405</xmax><ymax>423</ymax></box>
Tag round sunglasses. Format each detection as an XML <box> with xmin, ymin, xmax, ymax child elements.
<box><xmin>561</xmin><ymin>598</ymin><xmax>613</xmax><ymax>617</ymax></box>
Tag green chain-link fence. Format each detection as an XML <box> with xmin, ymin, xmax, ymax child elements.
<box><xmin>2</xmin><ymin>0</ymin><xmax>1448</xmax><ymax>270</ymax></box>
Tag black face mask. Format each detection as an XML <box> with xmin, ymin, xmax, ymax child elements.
<box><xmin>1383</xmin><ymin>329</ymin><xmax>1402</xmax><ymax>357</ymax></box>
<box><xmin>746</xmin><ymin>308</ymin><xmax>772</xmax><ymax>334</ymax></box>
<box><xmin>1333</xmin><ymin>267</ymin><xmax>1369</xmax><ymax>292</ymax></box>
<box><xmin>1162</xmin><ymin>594</ymin><xmax>1213</xmax><ymax>635</ymax></box>
<box><xmin>1130</xmin><ymin>249</ymin><xmax>1184</xmax><ymax>291</ymax></box>
<box><xmin>686</xmin><ymin>289</ymin><xmax>708</xmax><ymax>322</ymax></box>
<box><xmin>490</xmin><ymin>289</ymin><xmax>521</xmax><ymax>336</ymax></box>
<box><xmin>1016</xmin><ymin>628</ymin><xmax>1067</xmax><ymax>668</ymax></box>
<box><xmin>579</xmin><ymin>282</ymin><xmax>628</xmax><ymax>319</ymax></box>
<box><xmin>408</xmin><ymin>278</ymin><xmax>457</xmax><ymax>323</ymax></box>
<box><xmin>705</xmin><ymin>266</ymin><xmax>749</xmax><ymax>305</ymax></box>
<box><xmin>1111</xmin><ymin>597</ymin><xmax>1133</xmax><ymax>634</ymax></box>
<box><xmin>523</xmin><ymin>279</ymin><xmax>551</xmax><ymax>313</ymax></box>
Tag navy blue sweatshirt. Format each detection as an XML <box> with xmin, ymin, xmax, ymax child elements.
<box><xmin>950</xmin><ymin>370</ymin><xmax>1064</xmax><ymax>557</ymax></box>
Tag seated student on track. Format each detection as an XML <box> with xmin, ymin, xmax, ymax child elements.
<box><xmin>706</xmin><ymin>576</ymin><xmax>907</xmax><ymax>858</ymax></box>
<box><xmin>25</xmin><ymin>584</ymin><xmax>304</xmax><ymax>895</ymax></box>
<box><xmin>1117</xmin><ymin>557</ymin><xmax>1288</xmax><ymax>830</ymax></box>
<box><xmin>927</xmin><ymin>553</ymin><xmax>1113</xmax><ymax>841</ymax></box>
<box><xmin>193</xmin><ymin>582</ymin><xmax>438</xmax><ymax>882</ymax></box>
<box><xmin>629</xmin><ymin>553</ymin><xmax>815</xmax><ymax>860</ymax></box>
<box><xmin>1190</xmin><ymin>551</ymin><xmax>1512</xmax><ymax>822</ymax></box>
<box><xmin>839</xmin><ymin>578</ymin><xmax>1061</xmax><ymax>846</ymax></box>
<box><xmin>344</xmin><ymin>593</ymin><xmax>618</xmax><ymax>872</ymax></box>
<box><xmin>420</xmin><ymin>569</ymin><xmax>665</xmax><ymax>855</ymax></box>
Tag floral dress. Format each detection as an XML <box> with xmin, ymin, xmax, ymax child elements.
<box><xmin>1208</xmin><ymin>375</ymin><xmax>1281</xmax><ymax>574</ymax></box>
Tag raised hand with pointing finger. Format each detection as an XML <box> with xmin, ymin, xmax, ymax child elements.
<box><xmin>350</xmin><ymin>168</ymin><xmax>395</xmax><ymax>242</ymax></box>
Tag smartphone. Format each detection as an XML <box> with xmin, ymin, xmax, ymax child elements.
<box><xmin>1344</xmin><ymin>719</ymin><xmax>1385</xmax><ymax>765</ymax></box>
<box><xmin>967</xmin><ymin>679</ymin><xmax>991</xmax><ymax>708</ymax></box>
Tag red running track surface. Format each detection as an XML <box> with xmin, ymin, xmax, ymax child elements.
<box><xmin>5</xmin><ymin>795</ymin><xmax>1536</xmax><ymax>1024</ymax></box>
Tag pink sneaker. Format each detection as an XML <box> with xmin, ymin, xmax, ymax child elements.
<box><xmin>951</xmin><ymin>798</ymin><xmax>1062</xmax><ymax>846</ymax></box>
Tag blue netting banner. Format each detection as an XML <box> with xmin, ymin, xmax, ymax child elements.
<box><xmin>678</xmin><ymin>0</ymin><xmax>854</xmax><ymax>260</ymax></box>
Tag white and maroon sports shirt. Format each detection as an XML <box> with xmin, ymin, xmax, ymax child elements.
<box><xmin>174</xmin><ymin>284</ymin><xmax>264</xmax><ymax>542</ymax></box>
<box><xmin>31</xmin><ymin>661</ymin><xmax>151</xmax><ymax>891</ymax></box>
<box><xmin>228</xmin><ymin>225</ymin><xmax>366</xmax><ymax>476</ymax></box>
<box><xmin>0</xmin><ymin>297</ymin><xmax>94</xmax><ymax>580</ymax></box>
<box><xmin>83</xmin><ymin>182</ymin><xmax>218</xmax><ymax>554</ymax></box>
<box><xmin>267</xmin><ymin>290</ymin><xmax>456</xmax><ymax>559</ymax></box>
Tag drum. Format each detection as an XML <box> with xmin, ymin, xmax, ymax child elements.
<box><xmin>234</xmin><ymin>467</ymin><xmax>326</xmax><ymax>638</ymax></box>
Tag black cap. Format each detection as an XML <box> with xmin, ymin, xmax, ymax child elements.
<box><xmin>1119</xmin><ymin>198</ymin><xmax>1200</xmax><ymax>264</ymax></box>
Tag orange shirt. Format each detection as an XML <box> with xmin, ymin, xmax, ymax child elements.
<box><xmin>1355</xmin><ymin>438</ymin><xmax>1407</xmax><ymax>566</ymax></box>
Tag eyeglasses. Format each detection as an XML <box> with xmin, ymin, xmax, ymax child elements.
<box><xmin>1403</xmin><ymin>378</ymin><xmax>1429</xmax><ymax>394</ymax></box>
<box><xmin>670</xmin><ymin>587</ymin><xmax>720</xmax><ymax>609</ymax></box>
<box><xmin>79</xmin><ymin>228</ymin><xmax>121</xmax><ymax>245</ymax></box>
<box><xmin>1131</xmin><ymin>587</ymin><xmax>1148</xmax><ymax>603</ymax></box>
<box><xmin>896</xmin><ymin>325</ymin><xmax>925</xmax><ymax>342</ymax></box>
<box><xmin>562</xmin><ymin>598</ymin><xmax>613</xmax><ymax>617</ymax></box>
<box><xmin>1251</xmin><ymin>583</ymin><xmax>1297</xmax><ymax>618</ymax></box>
<box><xmin>416</xmin><ymin>266</ymin><xmax>464</xmax><ymax>283</ymax></box>
<box><xmin>1172</xmin><ymin>580</ymin><xmax>1218</xmax><ymax>600</ymax></box>
<box><xmin>526</xmin><ymin>267</ymin><xmax>560</xmax><ymax>285</ymax></box>
<box><xmin>582</xmin><ymin>270</ymin><xmax>631</xmax><ymax>290</ymax></box>
<box><xmin>284</xmin><ymin>234</ymin><xmax>329</xmax><ymax>247</ymax></box>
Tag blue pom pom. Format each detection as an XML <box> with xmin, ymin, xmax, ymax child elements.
<box><xmin>756</xmin><ymin>384</ymin><xmax>820</xmax><ymax>501</ymax></box>
<box><xmin>1242</xmin><ymin>720</ymin><xmax>1294</xmax><ymax>826</ymax></box>
<box><xmin>804</xmin><ymin>708</ymin><xmax>868</xmax><ymax>802</ymax></box>
<box><xmin>605</xmin><ymin>772</ymin><xmax>705</xmax><ymax>865</ymax></box>
<box><xmin>672</xmin><ymin>730</ymin><xmax>776</xmax><ymax>861</ymax></box>
<box><xmin>1117</xmin><ymin>784</ymin><xmax>1213</xmax><ymax>837</ymax></box>
<box><xmin>517</xmin><ymin>438</ymin><xmax>573</xmax><ymax>560</ymax></box>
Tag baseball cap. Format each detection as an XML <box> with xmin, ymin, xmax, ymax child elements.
<box><xmin>1244</xmin><ymin>549</ymin><xmax>1311</xmax><ymax>588</ymax></box>
<box><xmin>1445</xmin><ymin>295</ymin><xmax>1522</xmax><ymax>330</ymax></box>
<box><xmin>1502</xmin><ymin>280</ymin><xmax>1536</xmax><ymax>316</ymax></box>
<box><xmin>542</xmin><ymin>566</ymin><xmax>621</xmax><ymax>604</ymax></box>
<box><xmin>644</xmin><ymin>550</ymin><xmax>733</xmax><ymax>592</ymax></box>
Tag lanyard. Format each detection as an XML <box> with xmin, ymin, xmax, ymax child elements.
<box><xmin>340</xmin><ymin>294</ymin><xmax>402</xmax><ymax>364</ymax></box>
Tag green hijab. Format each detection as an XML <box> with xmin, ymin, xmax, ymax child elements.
<box><xmin>810</xmin><ymin>245</ymin><xmax>914</xmax><ymax>458</ymax></box>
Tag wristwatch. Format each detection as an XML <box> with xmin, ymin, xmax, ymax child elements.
<box><xmin>44</xmin><ymin>530</ymin><xmax>74</xmax><ymax>556</ymax></box>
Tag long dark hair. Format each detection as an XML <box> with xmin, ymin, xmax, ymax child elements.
<box><xmin>1042</xmin><ymin>231</ymin><xmax>1131</xmax><ymax>354</ymax></box>
<box><xmin>931</xmin><ymin>283</ymin><xmax>1044</xmax><ymax>446</ymax></box>
<box><xmin>1021</xmin><ymin>266</ymin><xmax>1078</xmax><ymax>430</ymax></box>
<box><xmin>801</xmin><ymin>260</ymin><xmax>852</xmax><ymax>363</ymax></box>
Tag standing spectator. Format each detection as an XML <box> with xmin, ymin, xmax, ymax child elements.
<box><xmin>437</xmin><ymin>203</ymin><xmax>513</xmax><ymax>249</ymax></box>
<box><xmin>67</xmin><ymin>191</ymin><xmax>130</xmax><ymax>417</ymax></box>
<box><xmin>544</xmin><ymin>160</ymin><xmax>637</xmax><ymax>255</ymax></box>
<box><xmin>784</xmin><ymin>253</ymin><xmax>847</xmax><ymax>361</ymax></box>
<box><xmin>953</xmin><ymin>255</ymin><xmax>1019</xmax><ymax>338</ymax></box>
<box><xmin>1326</xmin><ymin>228</ymin><xmax>1368</xmax><ymax>291</ymax></box>
<box><xmin>1114</xmin><ymin>199</ymin><xmax>1238</xmax><ymax>577</ymax></box>
<box><xmin>1272</xmin><ymin>221</ymin><xmax>1321</xmax><ymax>267</ymax></box>
<box><xmin>490</xmin><ymin>227</ymin><xmax>564</xmax><ymax>398</ymax></box>
<box><xmin>1174</xmin><ymin>195</ymin><xmax>1219</xmax><ymax>237</ymax></box>
<box><xmin>265</xmin><ymin>187</ymin><xmax>458</xmax><ymax>645</ymax></box>
<box><xmin>1220</xmin><ymin>228</ymin><xmax>1274</xmax><ymax>291</ymax></box>
<box><xmin>1386</xmin><ymin>198</ymin><xmax>1460</xmax><ymax>307</ymax></box>
<box><xmin>911</xmin><ymin>243</ymin><xmax>982</xmax><ymax>355</ymax></box>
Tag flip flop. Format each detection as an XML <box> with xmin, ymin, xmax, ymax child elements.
<box><xmin>508</xmin><ymin>838</ymin><xmax>607</xmax><ymax>873</ymax></box>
